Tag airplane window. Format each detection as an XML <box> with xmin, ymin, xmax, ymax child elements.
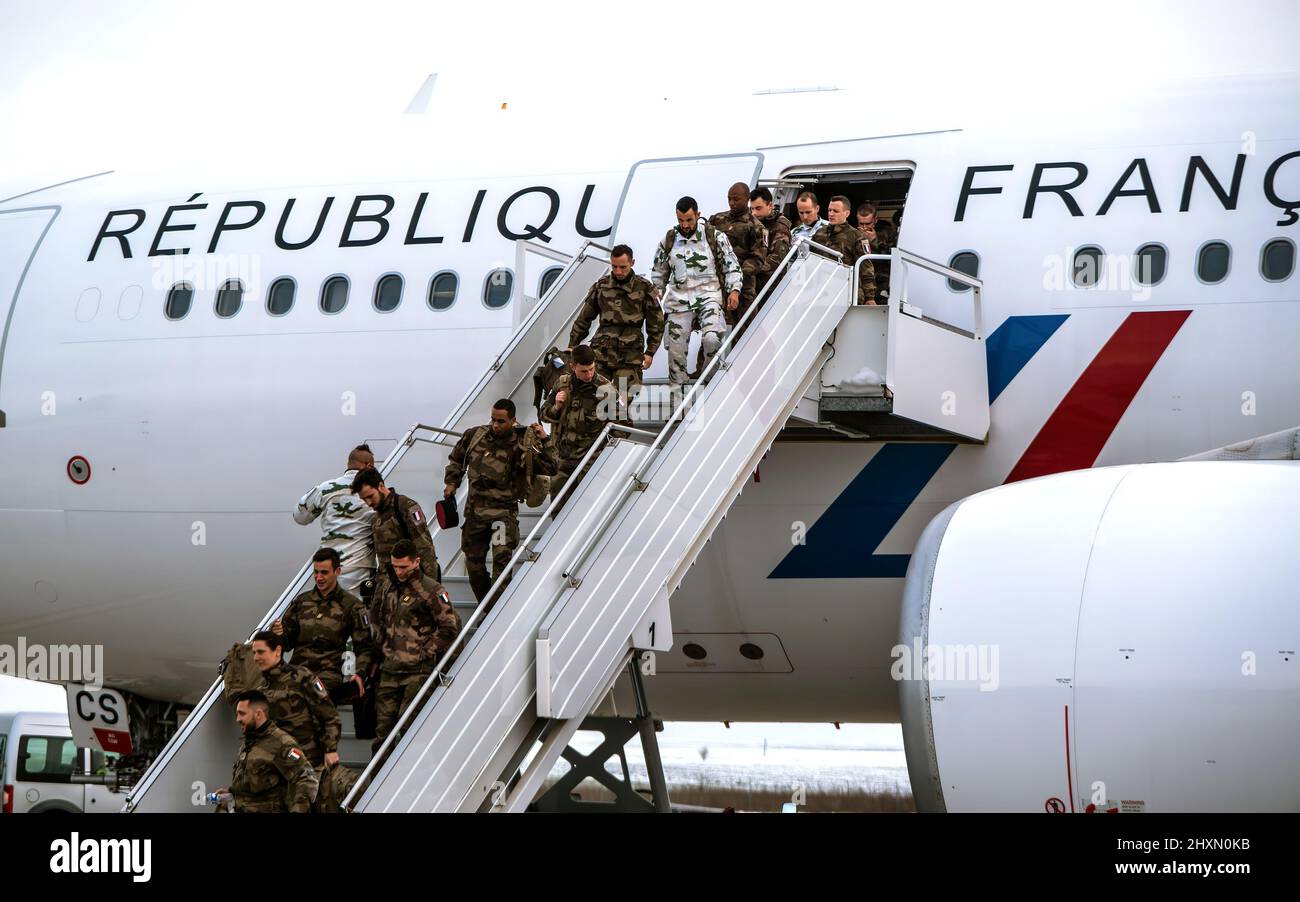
<box><xmin>1133</xmin><ymin>244</ymin><xmax>1167</xmax><ymax>287</ymax></box>
<box><xmin>1196</xmin><ymin>241</ymin><xmax>1231</xmax><ymax>284</ymax></box>
<box><xmin>164</xmin><ymin>282</ymin><xmax>193</xmax><ymax>319</ymax></box>
<box><xmin>483</xmin><ymin>268</ymin><xmax>514</xmax><ymax>309</ymax></box>
<box><xmin>427</xmin><ymin>271</ymin><xmax>458</xmax><ymax>311</ymax></box>
<box><xmin>267</xmin><ymin>278</ymin><xmax>296</xmax><ymax>316</ymax></box>
<box><xmin>1261</xmin><ymin>239</ymin><xmax>1296</xmax><ymax>282</ymax></box>
<box><xmin>538</xmin><ymin>266</ymin><xmax>563</xmax><ymax>297</ymax></box>
<box><xmin>320</xmin><ymin>276</ymin><xmax>349</xmax><ymax>314</ymax></box>
<box><xmin>947</xmin><ymin>252</ymin><xmax>979</xmax><ymax>292</ymax></box>
<box><xmin>215</xmin><ymin>279</ymin><xmax>244</xmax><ymax>318</ymax></box>
<box><xmin>374</xmin><ymin>273</ymin><xmax>403</xmax><ymax>312</ymax></box>
<box><xmin>1072</xmin><ymin>246</ymin><xmax>1104</xmax><ymax>288</ymax></box>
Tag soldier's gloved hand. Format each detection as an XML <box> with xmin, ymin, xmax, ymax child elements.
<box><xmin>324</xmin><ymin>752</ymin><xmax>340</xmax><ymax>768</ymax></box>
<box><xmin>443</xmin><ymin>483</ymin><xmax>455</xmax><ymax>499</ymax></box>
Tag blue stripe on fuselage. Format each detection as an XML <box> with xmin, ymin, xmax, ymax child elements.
<box><xmin>768</xmin><ymin>314</ymin><xmax>1068</xmax><ymax>579</ymax></box>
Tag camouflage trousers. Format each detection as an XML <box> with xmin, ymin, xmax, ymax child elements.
<box><xmin>665</xmin><ymin>298</ymin><xmax>725</xmax><ymax>385</ymax></box>
<box><xmin>549</xmin><ymin>456</ymin><xmax>595</xmax><ymax>514</ymax></box>
<box><xmin>597</xmin><ymin>362</ymin><xmax>644</xmax><ymax>412</ymax></box>
<box><xmin>723</xmin><ymin>271</ymin><xmax>757</xmax><ymax>327</ymax></box>
<box><xmin>372</xmin><ymin>669</ymin><xmax>431</xmax><ymax>755</ymax></box>
<box><xmin>462</xmin><ymin>512</ymin><xmax>519</xmax><ymax>603</ymax></box>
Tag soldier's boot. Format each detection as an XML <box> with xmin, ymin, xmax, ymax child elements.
<box><xmin>466</xmin><ymin>555</ymin><xmax>492</xmax><ymax>603</ymax></box>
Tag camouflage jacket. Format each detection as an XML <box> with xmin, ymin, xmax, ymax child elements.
<box><xmin>444</xmin><ymin>424</ymin><xmax>558</xmax><ymax>520</ymax></box>
<box><xmin>755</xmin><ymin>211</ymin><xmax>793</xmax><ymax>287</ymax></box>
<box><xmin>650</xmin><ymin>222</ymin><xmax>742</xmax><ymax>312</ymax></box>
<box><xmin>372</xmin><ymin>489</ymin><xmax>439</xmax><ymax>579</ymax></box>
<box><xmin>707</xmin><ymin>208</ymin><xmax>767</xmax><ymax>278</ymax></box>
<box><xmin>541</xmin><ymin>372</ymin><xmax>616</xmax><ymax>468</ymax></box>
<box><xmin>813</xmin><ymin>221</ymin><xmax>876</xmax><ymax>303</ymax></box>
<box><xmin>569</xmin><ymin>273</ymin><xmax>665</xmax><ymax>362</ymax></box>
<box><xmin>374</xmin><ymin>567</ymin><xmax>462</xmax><ymax>674</ymax></box>
<box><xmin>293</xmin><ymin>470</ymin><xmax>375</xmax><ymax>577</ymax></box>
<box><xmin>231</xmin><ymin>720</ymin><xmax>319</xmax><ymax>813</ymax></box>
<box><xmin>282</xmin><ymin>583</ymin><xmax>375</xmax><ymax>686</ymax></box>
<box><xmin>257</xmin><ymin>661</ymin><xmax>341</xmax><ymax>764</ymax></box>
<box><xmin>791</xmin><ymin>216</ymin><xmax>828</xmax><ymax>245</ymax></box>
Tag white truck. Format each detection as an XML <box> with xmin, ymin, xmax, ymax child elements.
<box><xmin>1</xmin><ymin>708</ymin><xmax>129</xmax><ymax>813</ymax></box>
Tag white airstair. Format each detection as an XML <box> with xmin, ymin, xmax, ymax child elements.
<box><xmin>125</xmin><ymin>191</ymin><xmax>991</xmax><ymax>814</ymax></box>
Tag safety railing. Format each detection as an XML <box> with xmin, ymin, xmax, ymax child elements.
<box><xmin>343</xmin><ymin>420</ymin><xmax>659</xmax><ymax>810</ymax></box>
<box><xmin>123</xmin><ymin>421</ymin><xmax>463</xmax><ymax>811</ymax></box>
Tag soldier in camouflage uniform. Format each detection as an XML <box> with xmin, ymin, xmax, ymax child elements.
<box><xmin>814</xmin><ymin>196</ymin><xmax>876</xmax><ymax>305</ymax></box>
<box><xmin>568</xmin><ymin>243</ymin><xmax>664</xmax><ymax>412</ymax></box>
<box><xmin>749</xmin><ymin>186</ymin><xmax>793</xmax><ymax>298</ymax></box>
<box><xmin>272</xmin><ymin>547</ymin><xmax>374</xmax><ymax>701</ymax></box>
<box><xmin>238</xmin><ymin>630</ymin><xmax>341</xmax><ymax>769</ymax></box>
<box><xmin>371</xmin><ymin>539</ymin><xmax>462</xmax><ymax>753</ymax></box>
<box><xmin>651</xmin><ymin>196</ymin><xmax>742</xmax><ymax>386</ymax></box>
<box><xmin>708</xmin><ymin>182</ymin><xmax>768</xmax><ymax>326</ymax></box>
<box><xmin>221</xmin><ymin>690</ymin><xmax>319</xmax><ymax>813</ymax></box>
<box><xmin>293</xmin><ymin>444</ymin><xmax>376</xmax><ymax>594</ymax></box>
<box><xmin>351</xmin><ymin>467</ymin><xmax>439</xmax><ymax>604</ymax></box>
<box><xmin>541</xmin><ymin>345</ymin><xmax>616</xmax><ymax>508</ymax></box>
<box><xmin>790</xmin><ymin>191</ymin><xmax>829</xmax><ymax>245</ymax></box>
<box><xmin>444</xmin><ymin>399</ymin><xmax>558</xmax><ymax>602</ymax></box>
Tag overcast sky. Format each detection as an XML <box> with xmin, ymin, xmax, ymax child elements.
<box><xmin>2</xmin><ymin>0</ymin><xmax>1298</xmax><ymax>185</ymax></box>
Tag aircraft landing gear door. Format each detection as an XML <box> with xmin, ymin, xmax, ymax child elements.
<box><xmin>611</xmin><ymin>153</ymin><xmax>764</xmax><ymax>275</ymax></box>
<box><xmin>0</xmin><ymin>205</ymin><xmax>59</xmax><ymax>428</ymax></box>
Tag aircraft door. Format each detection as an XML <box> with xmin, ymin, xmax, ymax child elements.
<box><xmin>610</xmin><ymin>154</ymin><xmax>763</xmax><ymax>386</ymax></box>
<box><xmin>0</xmin><ymin>205</ymin><xmax>59</xmax><ymax>428</ymax></box>
<box><xmin>610</xmin><ymin>153</ymin><xmax>763</xmax><ymax>277</ymax></box>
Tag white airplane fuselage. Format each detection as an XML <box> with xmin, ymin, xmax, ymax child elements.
<box><xmin>1</xmin><ymin>78</ymin><xmax>1298</xmax><ymax>721</ymax></box>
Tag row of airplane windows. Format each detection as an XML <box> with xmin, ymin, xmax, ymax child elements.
<box><xmin>155</xmin><ymin>237</ymin><xmax>1298</xmax><ymax>320</ymax></box>
<box><xmin>947</xmin><ymin>238</ymin><xmax>1296</xmax><ymax>291</ymax></box>
<box><xmin>159</xmin><ymin>265</ymin><xmax>569</xmax><ymax>320</ymax></box>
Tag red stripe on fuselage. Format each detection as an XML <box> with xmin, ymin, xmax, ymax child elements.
<box><xmin>1005</xmin><ymin>310</ymin><xmax>1191</xmax><ymax>484</ymax></box>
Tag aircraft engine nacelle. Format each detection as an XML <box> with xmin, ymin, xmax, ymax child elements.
<box><xmin>898</xmin><ymin>461</ymin><xmax>1300</xmax><ymax>813</ymax></box>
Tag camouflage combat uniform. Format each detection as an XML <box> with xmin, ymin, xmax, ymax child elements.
<box><xmin>294</xmin><ymin>470</ymin><xmax>375</xmax><ymax>594</ymax></box>
<box><xmin>541</xmin><ymin>371</ymin><xmax>616</xmax><ymax>504</ymax></box>
<box><xmin>230</xmin><ymin>720</ymin><xmax>319</xmax><ymax>813</ymax></box>
<box><xmin>791</xmin><ymin>216</ymin><xmax>828</xmax><ymax>245</ymax></box>
<box><xmin>371</xmin><ymin>565</ymin><xmax>462</xmax><ymax>752</ymax></box>
<box><xmin>651</xmin><ymin>222</ymin><xmax>742</xmax><ymax>385</ymax></box>
<box><xmin>370</xmin><ymin>488</ymin><xmax>439</xmax><ymax>602</ymax></box>
<box><xmin>708</xmin><ymin>208</ymin><xmax>767</xmax><ymax>325</ymax></box>
<box><xmin>444</xmin><ymin>424</ymin><xmax>558</xmax><ymax>602</ymax></box>
<box><xmin>255</xmin><ymin>661</ymin><xmax>341</xmax><ymax>768</ymax></box>
<box><xmin>281</xmin><ymin>583</ymin><xmax>375</xmax><ymax>694</ymax></box>
<box><xmin>814</xmin><ymin>221</ymin><xmax>876</xmax><ymax>304</ymax></box>
<box><xmin>568</xmin><ymin>272</ymin><xmax>664</xmax><ymax>407</ymax></box>
<box><xmin>755</xmin><ymin>210</ymin><xmax>793</xmax><ymax>296</ymax></box>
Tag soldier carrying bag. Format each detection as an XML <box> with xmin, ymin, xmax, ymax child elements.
<box><xmin>660</xmin><ymin>223</ymin><xmax>731</xmax><ymax>292</ymax></box>
<box><xmin>219</xmin><ymin>642</ymin><xmax>263</xmax><ymax>705</ymax></box>
<box><xmin>532</xmin><ymin>346</ymin><xmax>571</xmax><ymax>419</ymax></box>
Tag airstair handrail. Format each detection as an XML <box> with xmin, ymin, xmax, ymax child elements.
<box><xmin>439</xmin><ymin>239</ymin><xmax>613</xmax><ymax>433</ymax></box>
<box><xmin>123</xmin><ymin>421</ymin><xmax>463</xmax><ymax>810</ymax></box>
<box><xmin>554</xmin><ymin>240</ymin><xmax>843</xmax><ymax>584</ymax></box>
<box><xmin>343</xmin><ymin>420</ymin><xmax>658</xmax><ymax>810</ymax></box>
<box><xmin>871</xmin><ymin>247</ymin><xmax>985</xmax><ymax>339</ymax></box>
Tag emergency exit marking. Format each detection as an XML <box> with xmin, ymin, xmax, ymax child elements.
<box><xmin>67</xmin><ymin>455</ymin><xmax>91</xmax><ymax>484</ymax></box>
